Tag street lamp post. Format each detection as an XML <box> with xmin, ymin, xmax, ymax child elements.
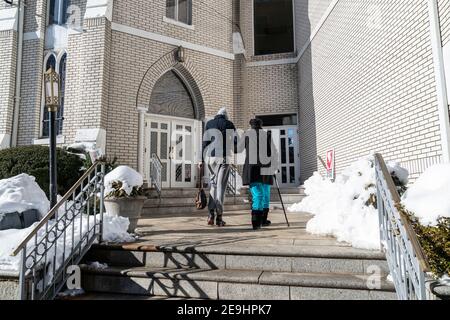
<box><xmin>44</xmin><ymin>67</ymin><xmax>60</xmax><ymax>209</ymax></box>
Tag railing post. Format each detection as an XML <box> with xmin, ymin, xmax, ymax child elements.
<box><xmin>18</xmin><ymin>247</ymin><xmax>27</xmax><ymax>300</ymax></box>
<box><xmin>99</xmin><ymin>163</ymin><xmax>105</xmax><ymax>243</ymax></box>
<box><xmin>376</xmin><ymin>173</ymin><xmax>384</xmax><ymax>247</ymax></box>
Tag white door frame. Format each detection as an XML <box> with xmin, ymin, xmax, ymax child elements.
<box><xmin>266</xmin><ymin>125</ymin><xmax>300</xmax><ymax>187</ymax></box>
<box><xmin>144</xmin><ymin>113</ymin><xmax>202</xmax><ymax>188</ymax></box>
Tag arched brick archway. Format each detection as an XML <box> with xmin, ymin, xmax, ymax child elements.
<box><xmin>136</xmin><ymin>49</ymin><xmax>209</xmax><ymax>175</ymax></box>
<box><xmin>136</xmin><ymin>50</ymin><xmax>206</xmax><ymax>121</ymax></box>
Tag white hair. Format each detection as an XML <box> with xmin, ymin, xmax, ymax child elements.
<box><xmin>217</xmin><ymin>107</ymin><xmax>228</xmax><ymax>119</ymax></box>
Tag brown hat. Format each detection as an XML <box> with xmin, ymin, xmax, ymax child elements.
<box><xmin>249</xmin><ymin>118</ymin><xmax>263</xmax><ymax>129</ymax></box>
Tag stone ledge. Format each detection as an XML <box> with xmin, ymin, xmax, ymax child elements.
<box><xmin>80</xmin><ymin>265</ymin><xmax>395</xmax><ymax>292</ymax></box>
<box><xmin>91</xmin><ymin>241</ymin><xmax>386</xmax><ymax>260</ymax></box>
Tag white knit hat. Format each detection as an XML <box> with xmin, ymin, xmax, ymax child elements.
<box><xmin>217</xmin><ymin>107</ymin><xmax>228</xmax><ymax>119</ymax></box>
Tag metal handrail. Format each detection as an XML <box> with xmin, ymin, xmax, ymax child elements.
<box><xmin>10</xmin><ymin>161</ymin><xmax>105</xmax><ymax>300</ymax></box>
<box><xmin>374</xmin><ymin>153</ymin><xmax>430</xmax><ymax>300</ymax></box>
<box><xmin>226</xmin><ymin>164</ymin><xmax>238</xmax><ymax>197</ymax></box>
<box><xmin>12</xmin><ymin>160</ymin><xmax>105</xmax><ymax>257</ymax></box>
<box><xmin>150</xmin><ymin>153</ymin><xmax>163</xmax><ymax>196</ymax></box>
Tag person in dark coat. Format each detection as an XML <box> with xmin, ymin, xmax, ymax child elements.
<box><xmin>242</xmin><ymin>118</ymin><xmax>277</xmax><ymax>230</ymax></box>
<box><xmin>201</xmin><ymin>107</ymin><xmax>237</xmax><ymax>227</ymax></box>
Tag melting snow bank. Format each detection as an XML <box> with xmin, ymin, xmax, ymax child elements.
<box><xmin>402</xmin><ymin>164</ymin><xmax>450</xmax><ymax>226</ymax></box>
<box><xmin>0</xmin><ymin>174</ymin><xmax>49</xmax><ymax>217</ymax></box>
<box><xmin>0</xmin><ymin>213</ymin><xmax>135</xmax><ymax>272</ymax></box>
<box><xmin>288</xmin><ymin>155</ymin><xmax>407</xmax><ymax>250</ymax></box>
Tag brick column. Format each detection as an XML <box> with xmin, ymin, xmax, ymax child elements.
<box><xmin>0</xmin><ymin>4</ymin><xmax>18</xmax><ymax>148</ymax></box>
<box><xmin>16</xmin><ymin>0</ymin><xmax>47</xmax><ymax>145</ymax></box>
<box><xmin>63</xmin><ymin>0</ymin><xmax>112</xmax><ymax>151</ymax></box>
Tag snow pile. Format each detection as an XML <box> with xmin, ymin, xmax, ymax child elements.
<box><xmin>67</xmin><ymin>142</ymin><xmax>96</xmax><ymax>153</ymax></box>
<box><xmin>67</xmin><ymin>142</ymin><xmax>103</xmax><ymax>163</ymax></box>
<box><xmin>288</xmin><ymin>155</ymin><xmax>408</xmax><ymax>250</ymax></box>
<box><xmin>102</xmin><ymin>214</ymin><xmax>135</xmax><ymax>243</ymax></box>
<box><xmin>0</xmin><ymin>174</ymin><xmax>49</xmax><ymax>216</ymax></box>
<box><xmin>402</xmin><ymin>164</ymin><xmax>450</xmax><ymax>226</ymax></box>
<box><xmin>387</xmin><ymin>161</ymin><xmax>409</xmax><ymax>185</ymax></box>
<box><xmin>0</xmin><ymin>213</ymin><xmax>135</xmax><ymax>272</ymax></box>
<box><xmin>104</xmin><ymin>166</ymin><xmax>143</xmax><ymax>196</ymax></box>
<box><xmin>0</xmin><ymin>226</ymin><xmax>36</xmax><ymax>271</ymax></box>
<box><xmin>57</xmin><ymin>288</ymin><xmax>85</xmax><ymax>298</ymax></box>
<box><xmin>87</xmin><ymin>261</ymin><xmax>108</xmax><ymax>270</ymax></box>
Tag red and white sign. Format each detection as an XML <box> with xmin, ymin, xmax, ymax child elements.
<box><xmin>326</xmin><ymin>149</ymin><xmax>335</xmax><ymax>180</ymax></box>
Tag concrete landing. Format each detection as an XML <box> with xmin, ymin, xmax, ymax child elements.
<box><xmin>135</xmin><ymin>210</ymin><xmax>348</xmax><ymax>249</ymax></box>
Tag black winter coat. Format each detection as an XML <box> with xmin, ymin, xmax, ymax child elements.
<box><xmin>202</xmin><ymin>115</ymin><xmax>236</xmax><ymax>161</ymax></box>
<box><xmin>242</xmin><ymin>129</ymin><xmax>274</xmax><ymax>186</ymax></box>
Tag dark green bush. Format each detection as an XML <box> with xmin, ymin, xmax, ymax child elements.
<box><xmin>410</xmin><ymin>216</ymin><xmax>450</xmax><ymax>277</ymax></box>
<box><xmin>399</xmin><ymin>205</ymin><xmax>450</xmax><ymax>277</ymax></box>
<box><xmin>0</xmin><ymin>145</ymin><xmax>84</xmax><ymax>198</ymax></box>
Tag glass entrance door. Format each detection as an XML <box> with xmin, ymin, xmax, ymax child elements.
<box><xmin>146</xmin><ymin>115</ymin><xmax>198</xmax><ymax>188</ymax></box>
<box><xmin>267</xmin><ymin>126</ymin><xmax>300</xmax><ymax>187</ymax></box>
<box><xmin>170</xmin><ymin>120</ymin><xmax>195</xmax><ymax>188</ymax></box>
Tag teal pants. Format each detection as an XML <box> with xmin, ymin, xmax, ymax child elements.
<box><xmin>250</xmin><ymin>183</ymin><xmax>271</xmax><ymax>211</ymax></box>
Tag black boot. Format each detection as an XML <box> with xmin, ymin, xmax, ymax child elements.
<box><xmin>251</xmin><ymin>210</ymin><xmax>262</xmax><ymax>230</ymax></box>
<box><xmin>216</xmin><ymin>215</ymin><xmax>226</xmax><ymax>227</ymax></box>
<box><xmin>262</xmin><ymin>208</ymin><xmax>271</xmax><ymax>227</ymax></box>
<box><xmin>207</xmin><ymin>211</ymin><xmax>215</xmax><ymax>226</ymax></box>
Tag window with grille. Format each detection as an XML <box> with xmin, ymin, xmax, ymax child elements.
<box><xmin>166</xmin><ymin>0</ymin><xmax>192</xmax><ymax>25</ymax></box>
<box><xmin>49</xmin><ymin>0</ymin><xmax>70</xmax><ymax>25</ymax></box>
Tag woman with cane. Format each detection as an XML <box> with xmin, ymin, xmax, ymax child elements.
<box><xmin>242</xmin><ymin>118</ymin><xmax>275</xmax><ymax>230</ymax></box>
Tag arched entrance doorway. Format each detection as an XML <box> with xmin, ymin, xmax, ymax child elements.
<box><xmin>144</xmin><ymin>70</ymin><xmax>203</xmax><ymax>188</ymax></box>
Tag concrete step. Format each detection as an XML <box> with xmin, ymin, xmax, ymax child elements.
<box><xmin>271</xmin><ymin>193</ymin><xmax>306</xmax><ymax>204</ymax></box>
<box><xmin>145</xmin><ymin>187</ymin><xmax>305</xmax><ymax>199</ymax></box>
<box><xmin>142</xmin><ymin>204</ymin><xmax>251</xmax><ymax>216</ymax></box>
<box><xmin>84</xmin><ymin>243</ymin><xmax>390</xmax><ymax>276</ymax></box>
<box><xmin>146</xmin><ymin>188</ymin><xmax>250</xmax><ymax>199</ymax></box>
<box><xmin>80</xmin><ymin>265</ymin><xmax>396</xmax><ymax>300</ymax></box>
<box><xmin>144</xmin><ymin>196</ymin><xmax>250</xmax><ymax>208</ymax></box>
<box><xmin>59</xmin><ymin>293</ymin><xmax>203</xmax><ymax>300</ymax></box>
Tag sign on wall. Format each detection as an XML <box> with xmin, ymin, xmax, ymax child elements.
<box><xmin>326</xmin><ymin>149</ymin><xmax>335</xmax><ymax>180</ymax></box>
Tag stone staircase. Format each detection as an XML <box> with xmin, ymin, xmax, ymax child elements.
<box><xmin>77</xmin><ymin>209</ymin><xmax>396</xmax><ymax>300</ymax></box>
<box><xmin>142</xmin><ymin>187</ymin><xmax>306</xmax><ymax>216</ymax></box>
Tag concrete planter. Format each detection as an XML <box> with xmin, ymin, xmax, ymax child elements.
<box><xmin>0</xmin><ymin>273</ymin><xmax>20</xmax><ymax>300</ymax></box>
<box><xmin>104</xmin><ymin>196</ymin><xmax>146</xmax><ymax>233</ymax></box>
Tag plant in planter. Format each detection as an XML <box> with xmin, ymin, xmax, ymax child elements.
<box><xmin>104</xmin><ymin>166</ymin><xmax>146</xmax><ymax>233</ymax></box>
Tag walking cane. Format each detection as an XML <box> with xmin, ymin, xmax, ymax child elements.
<box><xmin>273</xmin><ymin>174</ymin><xmax>290</xmax><ymax>227</ymax></box>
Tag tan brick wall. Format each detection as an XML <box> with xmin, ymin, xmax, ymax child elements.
<box><xmin>17</xmin><ymin>38</ymin><xmax>45</xmax><ymax>144</ymax></box>
<box><xmin>16</xmin><ymin>0</ymin><xmax>47</xmax><ymax>145</ymax></box>
<box><xmin>239</xmin><ymin>0</ymin><xmax>299</xmax><ymax>129</ymax></box>
<box><xmin>3</xmin><ymin>0</ymin><xmax>445</xmax><ymax>185</ymax></box>
<box><xmin>439</xmin><ymin>0</ymin><xmax>450</xmax><ymax>46</ymax></box>
<box><xmin>297</xmin><ymin>0</ymin><xmax>443</xmax><ymax>182</ymax></box>
<box><xmin>23</xmin><ymin>0</ymin><xmax>45</xmax><ymax>33</ymax></box>
<box><xmin>243</xmin><ymin>63</ymin><xmax>298</xmax><ymax>124</ymax></box>
<box><xmin>295</xmin><ymin>0</ymin><xmax>333</xmax><ymax>52</ymax></box>
<box><xmin>63</xmin><ymin>17</ymin><xmax>111</xmax><ymax>143</ymax></box>
<box><xmin>0</xmin><ymin>0</ymin><xmax>46</xmax><ymax>145</ymax></box>
<box><xmin>112</xmin><ymin>0</ymin><xmax>233</xmax><ymax>53</ymax></box>
<box><xmin>106</xmin><ymin>30</ymin><xmax>234</xmax><ymax>168</ymax></box>
<box><xmin>0</xmin><ymin>30</ymin><xmax>17</xmax><ymax>138</ymax></box>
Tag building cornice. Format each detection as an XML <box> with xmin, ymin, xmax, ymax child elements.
<box><xmin>111</xmin><ymin>22</ymin><xmax>235</xmax><ymax>60</ymax></box>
